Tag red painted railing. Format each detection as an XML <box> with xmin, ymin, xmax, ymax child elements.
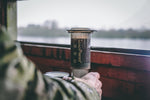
<box><xmin>20</xmin><ymin>42</ymin><xmax>150</xmax><ymax>100</ymax></box>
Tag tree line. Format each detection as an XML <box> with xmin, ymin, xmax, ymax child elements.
<box><xmin>18</xmin><ymin>24</ymin><xmax>150</xmax><ymax>39</ymax></box>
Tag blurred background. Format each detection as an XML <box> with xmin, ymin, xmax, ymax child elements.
<box><xmin>17</xmin><ymin>0</ymin><xmax>150</xmax><ymax>50</ymax></box>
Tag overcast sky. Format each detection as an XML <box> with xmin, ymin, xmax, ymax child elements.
<box><xmin>17</xmin><ymin>0</ymin><xmax>150</xmax><ymax>29</ymax></box>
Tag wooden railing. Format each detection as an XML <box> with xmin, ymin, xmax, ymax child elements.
<box><xmin>20</xmin><ymin>41</ymin><xmax>150</xmax><ymax>100</ymax></box>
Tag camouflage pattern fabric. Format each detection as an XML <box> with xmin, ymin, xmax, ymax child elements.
<box><xmin>0</xmin><ymin>27</ymin><xmax>100</xmax><ymax>100</ymax></box>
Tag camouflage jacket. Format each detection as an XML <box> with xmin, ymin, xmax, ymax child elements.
<box><xmin>0</xmin><ymin>27</ymin><xmax>100</xmax><ymax>100</ymax></box>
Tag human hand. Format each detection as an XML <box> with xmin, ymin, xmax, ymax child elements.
<box><xmin>62</xmin><ymin>72</ymin><xmax>102</xmax><ymax>96</ymax></box>
<box><xmin>75</xmin><ymin>72</ymin><xmax>102</xmax><ymax>96</ymax></box>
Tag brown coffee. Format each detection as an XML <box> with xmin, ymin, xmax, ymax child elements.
<box><xmin>71</xmin><ymin>38</ymin><xmax>90</xmax><ymax>68</ymax></box>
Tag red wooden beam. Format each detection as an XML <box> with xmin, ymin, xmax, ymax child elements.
<box><xmin>91</xmin><ymin>51</ymin><xmax>150</xmax><ymax>71</ymax></box>
<box><xmin>21</xmin><ymin>44</ymin><xmax>150</xmax><ymax>100</ymax></box>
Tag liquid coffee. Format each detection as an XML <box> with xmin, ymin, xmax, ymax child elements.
<box><xmin>71</xmin><ymin>38</ymin><xmax>90</xmax><ymax>68</ymax></box>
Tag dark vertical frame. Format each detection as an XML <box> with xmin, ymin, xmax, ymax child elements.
<box><xmin>0</xmin><ymin>0</ymin><xmax>7</xmax><ymax>28</ymax></box>
<box><xmin>0</xmin><ymin>0</ymin><xmax>17</xmax><ymax>40</ymax></box>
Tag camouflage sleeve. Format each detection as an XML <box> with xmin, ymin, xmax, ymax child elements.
<box><xmin>0</xmin><ymin>27</ymin><xmax>100</xmax><ymax>100</ymax></box>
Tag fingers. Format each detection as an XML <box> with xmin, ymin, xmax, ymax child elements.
<box><xmin>89</xmin><ymin>72</ymin><xmax>100</xmax><ymax>79</ymax></box>
<box><xmin>63</xmin><ymin>76</ymin><xmax>71</xmax><ymax>80</ymax></box>
<box><xmin>97</xmin><ymin>88</ymin><xmax>102</xmax><ymax>97</ymax></box>
<box><xmin>95</xmin><ymin>79</ymin><xmax>102</xmax><ymax>96</ymax></box>
<box><xmin>81</xmin><ymin>72</ymin><xmax>102</xmax><ymax>93</ymax></box>
<box><xmin>96</xmin><ymin>79</ymin><xmax>102</xmax><ymax>89</ymax></box>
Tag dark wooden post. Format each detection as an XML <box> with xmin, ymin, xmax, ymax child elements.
<box><xmin>0</xmin><ymin>0</ymin><xmax>7</xmax><ymax>27</ymax></box>
<box><xmin>0</xmin><ymin>0</ymin><xmax>17</xmax><ymax>40</ymax></box>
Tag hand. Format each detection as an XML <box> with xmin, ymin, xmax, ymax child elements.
<box><xmin>76</xmin><ymin>72</ymin><xmax>102</xmax><ymax>96</ymax></box>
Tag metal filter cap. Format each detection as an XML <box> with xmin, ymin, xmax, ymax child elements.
<box><xmin>67</xmin><ymin>27</ymin><xmax>96</xmax><ymax>33</ymax></box>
